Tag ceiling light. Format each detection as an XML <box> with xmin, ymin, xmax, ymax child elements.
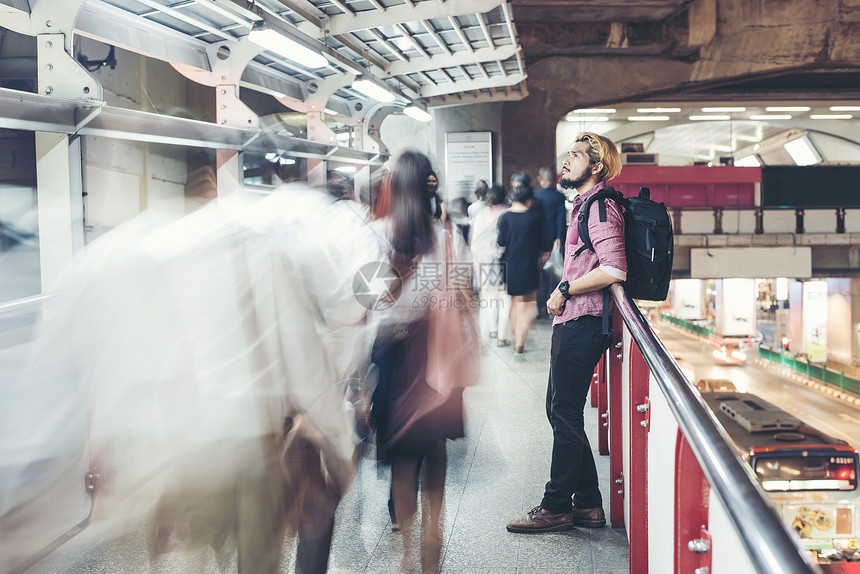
<box><xmin>627</xmin><ymin>115</ymin><xmax>670</xmax><ymax>121</ymax></box>
<box><xmin>572</xmin><ymin>108</ymin><xmax>616</xmax><ymax>114</ymax></box>
<box><xmin>734</xmin><ymin>155</ymin><xmax>761</xmax><ymax>167</ymax></box>
<box><xmin>278</xmin><ymin>157</ymin><xmax>296</xmax><ymax>165</ymax></box>
<box><xmin>565</xmin><ymin>116</ymin><xmax>608</xmax><ymax>122</ymax></box>
<box><xmin>636</xmin><ymin>107</ymin><xmax>680</xmax><ymax>113</ymax></box>
<box><xmin>324</xmin><ymin>108</ymin><xmax>338</xmax><ymax>115</ymax></box>
<box><xmin>784</xmin><ymin>137</ymin><xmax>821</xmax><ymax>166</ymax></box>
<box><xmin>689</xmin><ymin>115</ymin><xmax>731</xmax><ymax>121</ymax></box>
<box><xmin>403</xmin><ymin>105</ymin><xmax>432</xmax><ymax>122</ymax></box>
<box><xmin>749</xmin><ymin>114</ymin><xmax>792</xmax><ymax>120</ymax></box>
<box><xmin>334</xmin><ymin>166</ymin><xmax>356</xmax><ymax>173</ymax></box>
<box><xmin>810</xmin><ymin>114</ymin><xmax>853</xmax><ymax>120</ymax></box>
<box><xmin>830</xmin><ymin>106</ymin><xmax>860</xmax><ymax>111</ymax></box>
<box><xmin>248</xmin><ymin>27</ymin><xmax>328</xmax><ymax>69</ymax></box>
<box><xmin>352</xmin><ymin>77</ymin><xmax>395</xmax><ymax>103</ymax></box>
<box><xmin>701</xmin><ymin>107</ymin><xmax>746</xmax><ymax>112</ymax></box>
<box><xmin>765</xmin><ymin>106</ymin><xmax>810</xmax><ymax>112</ymax></box>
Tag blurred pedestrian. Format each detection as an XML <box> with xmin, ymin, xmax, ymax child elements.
<box><xmin>371</xmin><ymin>150</ymin><xmax>475</xmax><ymax>574</ymax></box>
<box><xmin>497</xmin><ymin>172</ymin><xmax>551</xmax><ymax>355</ymax></box>
<box><xmin>533</xmin><ymin>166</ymin><xmax>567</xmax><ymax>319</ymax></box>
<box><xmin>470</xmin><ymin>184</ymin><xmax>511</xmax><ymax>346</ymax></box>
<box><xmin>467</xmin><ymin>179</ymin><xmax>490</xmax><ymax>219</ymax></box>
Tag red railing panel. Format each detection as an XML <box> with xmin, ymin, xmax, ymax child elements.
<box><xmin>609</xmin><ymin>312</ymin><xmax>625</xmax><ymax>528</ymax></box>
<box><xmin>629</xmin><ymin>342</ymin><xmax>650</xmax><ymax>573</ymax></box>
<box><xmin>674</xmin><ymin>431</ymin><xmax>711</xmax><ymax>573</ymax></box>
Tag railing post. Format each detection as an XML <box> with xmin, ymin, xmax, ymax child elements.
<box><xmin>629</xmin><ymin>342</ymin><xmax>650</xmax><ymax>573</ymax></box>
<box><xmin>597</xmin><ymin>355</ymin><xmax>609</xmax><ymax>456</ymax></box>
<box><xmin>675</xmin><ymin>431</ymin><xmax>711</xmax><ymax>574</ymax></box>
<box><xmin>609</xmin><ymin>311</ymin><xmax>625</xmax><ymax>528</ymax></box>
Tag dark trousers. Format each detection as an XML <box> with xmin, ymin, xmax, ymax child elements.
<box><xmin>541</xmin><ymin>315</ymin><xmax>605</xmax><ymax>513</ymax></box>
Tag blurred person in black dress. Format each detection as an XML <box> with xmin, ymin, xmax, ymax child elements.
<box><xmin>497</xmin><ymin>172</ymin><xmax>551</xmax><ymax>354</ymax></box>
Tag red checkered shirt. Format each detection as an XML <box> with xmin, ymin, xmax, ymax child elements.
<box><xmin>554</xmin><ymin>181</ymin><xmax>627</xmax><ymax>325</ymax></box>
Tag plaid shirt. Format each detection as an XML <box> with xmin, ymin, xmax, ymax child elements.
<box><xmin>554</xmin><ymin>181</ymin><xmax>627</xmax><ymax>325</ymax></box>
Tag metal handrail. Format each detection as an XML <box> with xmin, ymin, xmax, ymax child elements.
<box><xmin>610</xmin><ymin>283</ymin><xmax>821</xmax><ymax>574</ymax></box>
<box><xmin>0</xmin><ymin>292</ymin><xmax>64</xmax><ymax>319</ymax></box>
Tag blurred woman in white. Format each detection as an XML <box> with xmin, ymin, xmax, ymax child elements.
<box><xmin>469</xmin><ymin>184</ymin><xmax>511</xmax><ymax>347</ymax></box>
<box><xmin>371</xmin><ymin>150</ymin><xmax>476</xmax><ymax>574</ymax></box>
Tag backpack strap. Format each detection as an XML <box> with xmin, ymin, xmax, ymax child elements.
<box><xmin>575</xmin><ymin>187</ymin><xmax>627</xmax><ymax>258</ymax></box>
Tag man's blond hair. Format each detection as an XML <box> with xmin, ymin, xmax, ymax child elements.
<box><xmin>575</xmin><ymin>132</ymin><xmax>622</xmax><ymax>182</ymax></box>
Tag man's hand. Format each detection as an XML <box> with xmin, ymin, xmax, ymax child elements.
<box><xmin>547</xmin><ymin>288</ymin><xmax>566</xmax><ymax>316</ymax></box>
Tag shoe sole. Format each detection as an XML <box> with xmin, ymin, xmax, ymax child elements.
<box><xmin>573</xmin><ymin>519</ymin><xmax>606</xmax><ymax>528</ymax></box>
<box><xmin>505</xmin><ymin>522</ymin><xmax>576</xmax><ymax>533</ymax></box>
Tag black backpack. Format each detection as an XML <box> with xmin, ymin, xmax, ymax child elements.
<box><xmin>575</xmin><ymin>186</ymin><xmax>673</xmax><ymax>302</ymax></box>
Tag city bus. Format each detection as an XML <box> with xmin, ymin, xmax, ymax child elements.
<box><xmin>701</xmin><ymin>391</ymin><xmax>860</xmax><ymax>567</ymax></box>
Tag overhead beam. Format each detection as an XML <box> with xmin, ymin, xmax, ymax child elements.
<box><xmin>385</xmin><ymin>44</ymin><xmax>517</xmax><ymax>76</ymax></box>
<box><xmin>418</xmin><ymin>72</ymin><xmax>526</xmax><ymax>98</ymax></box>
<box><xmin>76</xmin><ymin>0</ymin><xmax>211</xmax><ymax>70</ymax></box>
<box><xmin>326</xmin><ymin>0</ymin><xmax>504</xmax><ymax>36</ymax></box>
<box><xmin>425</xmin><ymin>81</ymin><xmax>527</xmax><ymax>107</ymax></box>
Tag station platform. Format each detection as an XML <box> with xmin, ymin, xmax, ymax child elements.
<box><xmin>21</xmin><ymin>319</ymin><xmax>630</xmax><ymax>574</ymax></box>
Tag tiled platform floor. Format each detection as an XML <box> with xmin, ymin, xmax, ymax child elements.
<box><xmin>23</xmin><ymin>318</ymin><xmax>629</xmax><ymax>574</ymax></box>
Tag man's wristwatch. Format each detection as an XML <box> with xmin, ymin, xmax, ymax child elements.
<box><xmin>558</xmin><ymin>281</ymin><xmax>572</xmax><ymax>300</ymax></box>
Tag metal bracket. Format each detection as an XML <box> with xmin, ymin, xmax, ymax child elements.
<box><xmin>216</xmin><ymin>84</ymin><xmax>259</xmax><ymax>128</ymax></box>
<box><xmin>85</xmin><ymin>468</ymin><xmax>100</xmax><ymax>495</ymax></box>
<box><xmin>37</xmin><ymin>33</ymin><xmax>103</xmax><ymax>102</ymax></box>
<box><xmin>356</xmin><ymin>102</ymin><xmax>397</xmax><ymax>155</ymax></box>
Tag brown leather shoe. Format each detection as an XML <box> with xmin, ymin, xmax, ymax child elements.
<box><xmin>506</xmin><ymin>506</ymin><xmax>575</xmax><ymax>533</ymax></box>
<box><xmin>572</xmin><ymin>505</ymin><xmax>606</xmax><ymax>528</ymax></box>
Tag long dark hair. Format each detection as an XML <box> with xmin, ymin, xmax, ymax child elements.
<box><xmin>375</xmin><ymin>151</ymin><xmax>436</xmax><ymax>258</ymax></box>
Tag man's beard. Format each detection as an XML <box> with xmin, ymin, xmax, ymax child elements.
<box><xmin>559</xmin><ymin>169</ymin><xmax>588</xmax><ymax>190</ymax></box>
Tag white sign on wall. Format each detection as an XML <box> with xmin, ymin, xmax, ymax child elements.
<box><xmin>444</xmin><ymin>131</ymin><xmax>492</xmax><ymax>200</ymax></box>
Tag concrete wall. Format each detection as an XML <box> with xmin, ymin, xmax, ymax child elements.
<box><xmin>382</xmin><ymin>102</ymin><xmax>504</xmax><ymax>198</ymax></box>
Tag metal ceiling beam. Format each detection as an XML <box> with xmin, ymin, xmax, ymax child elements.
<box><xmin>477</xmin><ymin>12</ymin><xmax>494</xmax><ymax>49</ymax></box>
<box><xmin>328</xmin><ymin>0</ymin><xmax>354</xmax><ymax>15</ymax></box>
<box><xmin>76</xmin><ymin>0</ymin><xmax>211</xmax><ymax>70</ymax></box>
<box><xmin>385</xmin><ymin>44</ymin><xmax>516</xmax><ymax>76</ymax></box>
<box><xmin>425</xmin><ymin>80</ymin><xmax>526</xmax><ymax>107</ymax></box>
<box><xmin>418</xmin><ymin>72</ymin><xmax>526</xmax><ymax>98</ymax></box>
<box><xmin>395</xmin><ymin>23</ymin><xmax>431</xmax><ymax>58</ymax></box>
<box><xmin>420</xmin><ymin>20</ymin><xmax>452</xmax><ymax>56</ymax></box>
<box><xmin>134</xmin><ymin>0</ymin><xmax>236</xmax><ymax>42</ymax></box>
<box><xmin>368</xmin><ymin>28</ymin><xmax>410</xmax><ymax>62</ymax></box>
<box><xmin>326</xmin><ymin>0</ymin><xmax>504</xmax><ymax>35</ymax></box>
<box><xmin>448</xmin><ymin>16</ymin><xmax>474</xmax><ymax>52</ymax></box>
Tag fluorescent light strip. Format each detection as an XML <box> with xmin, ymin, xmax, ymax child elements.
<box><xmin>352</xmin><ymin>78</ymin><xmax>396</xmax><ymax>103</ymax></box>
<box><xmin>565</xmin><ymin>116</ymin><xmax>608</xmax><ymax>122</ymax></box>
<box><xmin>810</xmin><ymin>114</ymin><xmax>853</xmax><ymax>119</ymax></box>
<box><xmin>784</xmin><ymin>138</ymin><xmax>821</xmax><ymax>166</ymax></box>
<box><xmin>248</xmin><ymin>28</ymin><xmax>328</xmax><ymax>69</ymax></box>
<box><xmin>403</xmin><ymin>105</ymin><xmax>432</xmax><ymax>122</ymax></box>
<box><xmin>750</xmin><ymin>114</ymin><xmax>792</xmax><ymax>120</ymax></box>
<box><xmin>627</xmin><ymin>115</ymin><xmax>670</xmax><ymax>121</ymax></box>
<box><xmin>830</xmin><ymin>106</ymin><xmax>860</xmax><ymax>111</ymax></box>
<box><xmin>689</xmin><ymin>115</ymin><xmax>731</xmax><ymax>121</ymax></box>
<box><xmin>701</xmin><ymin>107</ymin><xmax>746</xmax><ymax>112</ymax></box>
<box><xmin>572</xmin><ymin>108</ymin><xmax>616</xmax><ymax>114</ymax></box>
<box><xmin>765</xmin><ymin>106</ymin><xmax>810</xmax><ymax>112</ymax></box>
<box><xmin>636</xmin><ymin>107</ymin><xmax>681</xmax><ymax>113</ymax></box>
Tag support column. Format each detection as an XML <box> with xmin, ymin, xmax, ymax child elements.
<box><xmin>36</xmin><ymin>132</ymin><xmax>84</xmax><ymax>291</ymax></box>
